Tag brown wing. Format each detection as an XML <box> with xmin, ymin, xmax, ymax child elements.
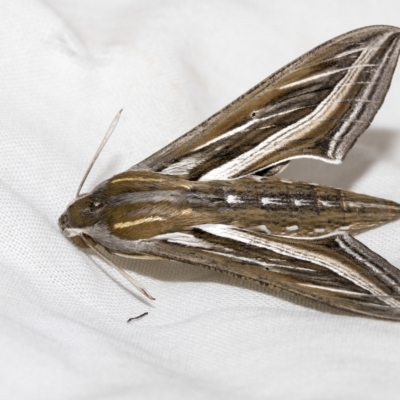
<box><xmin>132</xmin><ymin>25</ymin><xmax>400</xmax><ymax>180</ymax></box>
<box><xmin>131</xmin><ymin>225</ymin><xmax>400</xmax><ymax>320</ymax></box>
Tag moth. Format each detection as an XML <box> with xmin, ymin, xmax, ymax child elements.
<box><xmin>59</xmin><ymin>25</ymin><xmax>400</xmax><ymax>320</ymax></box>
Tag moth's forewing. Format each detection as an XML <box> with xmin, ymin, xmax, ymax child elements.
<box><xmin>133</xmin><ymin>226</ymin><xmax>400</xmax><ymax>320</ymax></box>
<box><xmin>133</xmin><ymin>26</ymin><xmax>400</xmax><ymax>181</ymax></box>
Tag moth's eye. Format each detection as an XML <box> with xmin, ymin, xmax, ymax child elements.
<box><xmin>251</xmin><ymin>111</ymin><xmax>257</xmax><ymax>119</ymax></box>
<box><xmin>59</xmin><ymin>214</ymin><xmax>69</xmax><ymax>229</ymax></box>
<box><xmin>89</xmin><ymin>199</ymin><xmax>105</xmax><ymax>213</ymax></box>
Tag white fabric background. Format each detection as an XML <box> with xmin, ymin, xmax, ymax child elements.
<box><xmin>2</xmin><ymin>0</ymin><xmax>400</xmax><ymax>398</ymax></box>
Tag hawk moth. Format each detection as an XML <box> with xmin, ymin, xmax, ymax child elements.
<box><xmin>59</xmin><ymin>25</ymin><xmax>400</xmax><ymax>320</ymax></box>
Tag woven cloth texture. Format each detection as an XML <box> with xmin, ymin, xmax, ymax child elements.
<box><xmin>2</xmin><ymin>1</ymin><xmax>400</xmax><ymax>399</ymax></box>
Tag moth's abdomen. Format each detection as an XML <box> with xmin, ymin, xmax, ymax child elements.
<box><xmin>217</xmin><ymin>177</ymin><xmax>400</xmax><ymax>238</ymax></box>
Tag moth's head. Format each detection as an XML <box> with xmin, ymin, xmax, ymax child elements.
<box><xmin>58</xmin><ymin>189</ymin><xmax>107</xmax><ymax>247</ymax></box>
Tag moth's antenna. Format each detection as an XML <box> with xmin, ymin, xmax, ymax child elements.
<box><xmin>80</xmin><ymin>235</ymin><xmax>156</xmax><ymax>301</ymax></box>
<box><xmin>76</xmin><ymin>109</ymin><xmax>123</xmax><ymax>197</ymax></box>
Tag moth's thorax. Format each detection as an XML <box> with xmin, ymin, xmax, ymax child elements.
<box><xmin>94</xmin><ymin>171</ymin><xmax>227</xmax><ymax>241</ymax></box>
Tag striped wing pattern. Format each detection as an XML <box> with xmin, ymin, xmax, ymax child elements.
<box><xmin>132</xmin><ymin>26</ymin><xmax>400</xmax><ymax>180</ymax></box>
<box><xmin>123</xmin><ymin>26</ymin><xmax>400</xmax><ymax>319</ymax></box>
<box><xmin>134</xmin><ymin>226</ymin><xmax>400</xmax><ymax>320</ymax></box>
